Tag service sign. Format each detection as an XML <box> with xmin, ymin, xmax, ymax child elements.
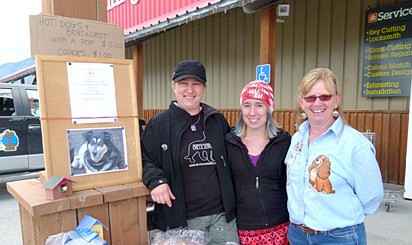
<box><xmin>30</xmin><ymin>15</ymin><xmax>125</xmax><ymax>60</ymax></box>
<box><xmin>362</xmin><ymin>2</ymin><xmax>412</xmax><ymax>97</ymax></box>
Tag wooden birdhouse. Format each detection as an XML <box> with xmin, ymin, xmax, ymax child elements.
<box><xmin>42</xmin><ymin>176</ymin><xmax>76</xmax><ymax>200</ymax></box>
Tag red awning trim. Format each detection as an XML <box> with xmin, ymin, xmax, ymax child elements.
<box><xmin>123</xmin><ymin>0</ymin><xmax>221</xmax><ymax>34</ymax></box>
<box><xmin>122</xmin><ymin>0</ymin><xmax>255</xmax><ymax>46</ymax></box>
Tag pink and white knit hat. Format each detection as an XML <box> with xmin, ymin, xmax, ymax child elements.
<box><xmin>240</xmin><ymin>80</ymin><xmax>275</xmax><ymax>111</ymax></box>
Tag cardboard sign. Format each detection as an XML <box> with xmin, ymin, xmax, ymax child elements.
<box><xmin>30</xmin><ymin>15</ymin><xmax>125</xmax><ymax>59</ymax></box>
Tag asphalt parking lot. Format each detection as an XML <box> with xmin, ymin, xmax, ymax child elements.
<box><xmin>0</xmin><ymin>182</ymin><xmax>22</xmax><ymax>245</ymax></box>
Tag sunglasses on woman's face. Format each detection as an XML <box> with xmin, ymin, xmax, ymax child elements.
<box><xmin>303</xmin><ymin>94</ymin><xmax>333</xmax><ymax>103</ymax></box>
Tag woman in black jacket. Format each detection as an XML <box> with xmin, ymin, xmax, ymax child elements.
<box><xmin>141</xmin><ymin>60</ymin><xmax>238</xmax><ymax>244</ymax></box>
<box><xmin>225</xmin><ymin>80</ymin><xmax>291</xmax><ymax>245</ymax></box>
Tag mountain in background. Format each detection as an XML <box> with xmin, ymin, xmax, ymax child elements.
<box><xmin>0</xmin><ymin>58</ymin><xmax>35</xmax><ymax>79</ymax></box>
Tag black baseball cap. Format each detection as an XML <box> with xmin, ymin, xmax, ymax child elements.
<box><xmin>172</xmin><ymin>60</ymin><xmax>207</xmax><ymax>83</ymax></box>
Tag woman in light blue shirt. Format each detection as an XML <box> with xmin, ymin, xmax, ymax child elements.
<box><xmin>285</xmin><ymin>68</ymin><xmax>383</xmax><ymax>244</ymax></box>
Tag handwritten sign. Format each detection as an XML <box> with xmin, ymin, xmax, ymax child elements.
<box><xmin>30</xmin><ymin>15</ymin><xmax>125</xmax><ymax>59</ymax></box>
<box><xmin>362</xmin><ymin>2</ymin><xmax>412</xmax><ymax>97</ymax></box>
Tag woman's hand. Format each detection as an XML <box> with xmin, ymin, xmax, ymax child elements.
<box><xmin>150</xmin><ymin>183</ymin><xmax>176</xmax><ymax>207</ymax></box>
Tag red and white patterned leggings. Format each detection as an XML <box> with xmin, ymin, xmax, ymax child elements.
<box><xmin>238</xmin><ymin>222</ymin><xmax>289</xmax><ymax>245</ymax></box>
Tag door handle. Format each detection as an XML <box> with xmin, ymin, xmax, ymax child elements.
<box><xmin>28</xmin><ymin>125</ymin><xmax>41</xmax><ymax>132</ymax></box>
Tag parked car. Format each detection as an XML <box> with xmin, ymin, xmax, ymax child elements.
<box><xmin>0</xmin><ymin>83</ymin><xmax>43</xmax><ymax>182</ymax></box>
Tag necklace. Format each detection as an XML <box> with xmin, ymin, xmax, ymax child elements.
<box><xmin>190</xmin><ymin>114</ymin><xmax>201</xmax><ymax>131</ymax></box>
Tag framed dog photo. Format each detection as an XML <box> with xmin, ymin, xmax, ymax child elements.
<box><xmin>67</xmin><ymin>127</ymin><xmax>128</xmax><ymax>176</ymax></box>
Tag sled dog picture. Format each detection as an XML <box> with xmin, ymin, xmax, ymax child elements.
<box><xmin>67</xmin><ymin>127</ymin><xmax>128</xmax><ymax>176</ymax></box>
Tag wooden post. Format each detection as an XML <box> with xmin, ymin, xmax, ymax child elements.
<box><xmin>133</xmin><ymin>44</ymin><xmax>144</xmax><ymax>119</ymax></box>
<box><xmin>260</xmin><ymin>5</ymin><xmax>277</xmax><ymax>89</ymax></box>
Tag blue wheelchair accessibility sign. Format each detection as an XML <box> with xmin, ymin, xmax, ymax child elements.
<box><xmin>256</xmin><ymin>64</ymin><xmax>271</xmax><ymax>83</ymax></box>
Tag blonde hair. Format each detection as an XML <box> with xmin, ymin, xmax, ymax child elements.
<box><xmin>295</xmin><ymin>68</ymin><xmax>346</xmax><ymax>127</ymax></box>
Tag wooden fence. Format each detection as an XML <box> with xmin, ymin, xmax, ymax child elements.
<box><xmin>142</xmin><ymin>109</ymin><xmax>409</xmax><ymax>184</ymax></box>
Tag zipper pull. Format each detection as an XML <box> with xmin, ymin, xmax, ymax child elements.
<box><xmin>256</xmin><ymin>177</ymin><xmax>259</xmax><ymax>189</ymax></box>
<box><xmin>220</xmin><ymin>155</ymin><xmax>226</xmax><ymax>166</ymax></box>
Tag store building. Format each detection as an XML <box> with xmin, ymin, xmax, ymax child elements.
<box><xmin>100</xmin><ymin>0</ymin><xmax>410</xmax><ymax>184</ymax></box>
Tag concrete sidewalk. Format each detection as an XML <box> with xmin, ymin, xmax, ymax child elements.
<box><xmin>365</xmin><ymin>183</ymin><xmax>412</xmax><ymax>245</ymax></box>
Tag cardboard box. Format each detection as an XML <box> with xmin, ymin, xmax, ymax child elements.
<box><xmin>30</xmin><ymin>15</ymin><xmax>125</xmax><ymax>60</ymax></box>
<box><xmin>42</xmin><ymin>0</ymin><xmax>107</xmax><ymax>22</ymax></box>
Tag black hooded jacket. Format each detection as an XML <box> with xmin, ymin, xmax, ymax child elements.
<box><xmin>141</xmin><ymin>101</ymin><xmax>236</xmax><ymax>231</ymax></box>
<box><xmin>225</xmin><ymin>129</ymin><xmax>291</xmax><ymax>230</ymax></box>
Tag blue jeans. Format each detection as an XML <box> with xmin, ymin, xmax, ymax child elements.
<box><xmin>288</xmin><ymin>223</ymin><xmax>367</xmax><ymax>245</ymax></box>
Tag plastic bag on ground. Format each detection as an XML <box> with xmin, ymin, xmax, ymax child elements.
<box><xmin>152</xmin><ymin>227</ymin><xmax>211</xmax><ymax>245</ymax></box>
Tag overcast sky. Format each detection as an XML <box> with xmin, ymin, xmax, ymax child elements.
<box><xmin>0</xmin><ymin>0</ymin><xmax>42</xmax><ymax>66</ymax></box>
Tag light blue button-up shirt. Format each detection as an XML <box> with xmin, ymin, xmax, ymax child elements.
<box><xmin>285</xmin><ymin>117</ymin><xmax>383</xmax><ymax>231</ymax></box>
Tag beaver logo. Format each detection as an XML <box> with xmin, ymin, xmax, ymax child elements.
<box><xmin>308</xmin><ymin>155</ymin><xmax>335</xmax><ymax>194</ymax></box>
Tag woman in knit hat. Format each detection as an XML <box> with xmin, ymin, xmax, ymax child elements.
<box><xmin>225</xmin><ymin>80</ymin><xmax>291</xmax><ymax>244</ymax></box>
